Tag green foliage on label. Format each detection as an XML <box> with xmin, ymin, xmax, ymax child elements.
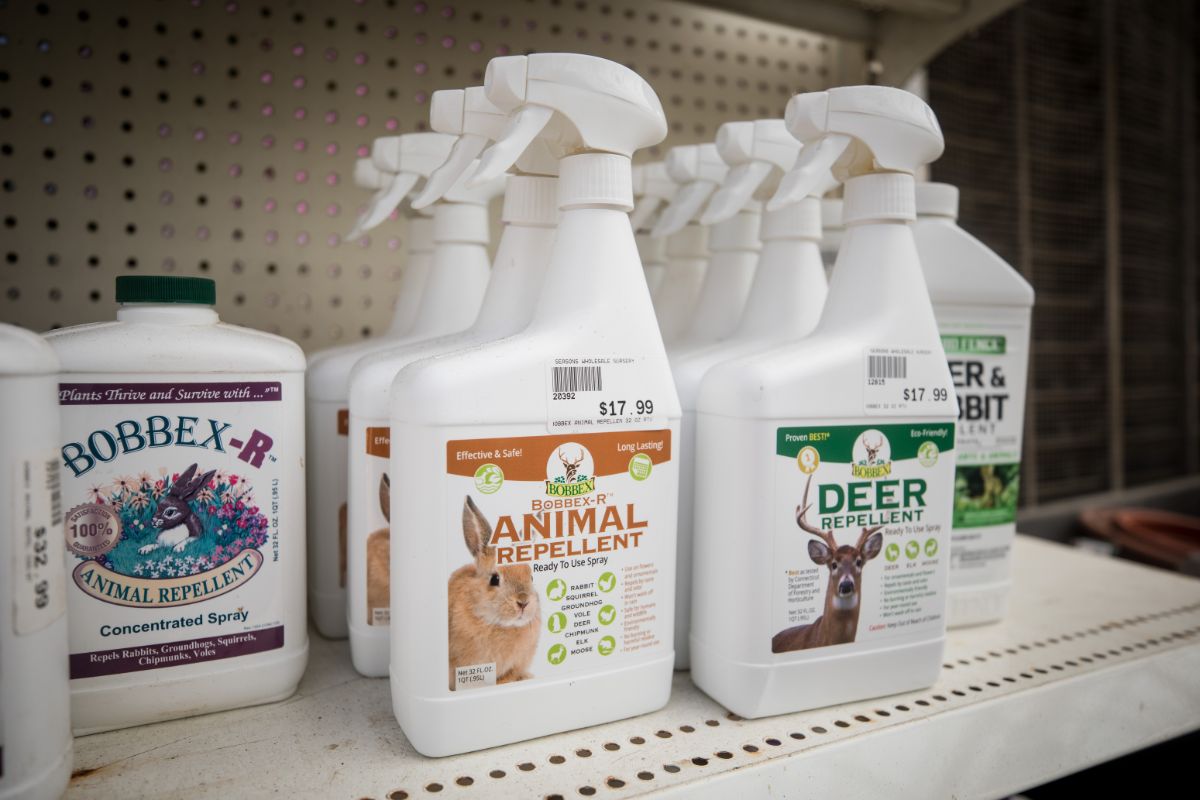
<box><xmin>953</xmin><ymin>463</ymin><xmax>1019</xmax><ymax>527</ymax></box>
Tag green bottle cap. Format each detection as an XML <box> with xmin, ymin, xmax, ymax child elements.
<box><xmin>114</xmin><ymin>276</ymin><xmax>216</xmax><ymax>306</ymax></box>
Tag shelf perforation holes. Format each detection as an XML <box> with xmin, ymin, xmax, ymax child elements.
<box><xmin>365</xmin><ymin>618</ymin><xmax>1200</xmax><ymax>799</ymax></box>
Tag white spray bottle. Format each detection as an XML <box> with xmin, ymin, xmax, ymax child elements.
<box><xmin>343</xmin><ymin>86</ymin><xmax>556</xmax><ymax>677</ymax></box>
<box><xmin>691</xmin><ymin>86</ymin><xmax>957</xmax><ymax>718</ymax></box>
<box><xmin>388</xmin><ymin>53</ymin><xmax>678</xmax><ymax>756</ymax></box>
<box><xmin>654</xmin><ymin>144</ymin><xmax>762</xmax><ymax>354</ymax></box>
<box><xmin>305</xmin><ymin>134</ymin><xmax>454</xmax><ymax>639</ymax></box>
<box><xmin>0</xmin><ymin>324</ymin><xmax>71</xmax><ymax>800</ymax></box>
<box><xmin>646</xmin><ymin>146</ymin><xmax>711</xmax><ymax>343</ymax></box>
<box><xmin>820</xmin><ymin>196</ymin><xmax>844</xmax><ymax>278</ymax></box>
<box><xmin>915</xmin><ymin>182</ymin><xmax>1033</xmax><ymax>628</ymax></box>
<box><xmin>666</xmin><ymin>119</ymin><xmax>822</xmax><ymax>669</ymax></box>
<box><xmin>631</xmin><ymin>163</ymin><xmax>671</xmax><ymax>297</ymax></box>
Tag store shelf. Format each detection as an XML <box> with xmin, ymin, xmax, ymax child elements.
<box><xmin>67</xmin><ymin>536</ymin><xmax>1200</xmax><ymax>799</ymax></box>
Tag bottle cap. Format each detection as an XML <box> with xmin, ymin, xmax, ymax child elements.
<box><xmin>915</xmin><ymin>182</ymin><xmax>959</xmax><ymax>218</ymax></box>
<box><xmin>115</xmin><ymin>276</ymin><xmax>216</xmax><ymax>306</ymax></box>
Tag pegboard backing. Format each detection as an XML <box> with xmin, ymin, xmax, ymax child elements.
<box><xmin>0</xmin><ymin>0</ymin><xmax>863</xmax><ymax>349</ymax></box>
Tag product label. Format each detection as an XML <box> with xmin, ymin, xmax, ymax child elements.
<box><xmin>444</xmin><ymin>429</ymin><xmax>674</xmax><ymax>693</ymax></box>
<box><xmin>362</xmin><ymin>426</ymin><xmax>391</xmax><ymax>626</ymax></box>
<box><xmin>57</xmin><ymin>378</ymin><xmax>296</xmax><ymax>679</ymax></box>
<box><xmin>546</xmin><ymin>356</ymin><xmax>672</xmax><ymax>432</ymax></box>
<box><xmin>864</xmin><ymin>345</ymin><xmax>956</xmax><ymax>416</ymax></box>
<box><xmin>337</xmin><ymin>408</ymin><xmax>348</xmax><ymax>589</ymax></box>
<box><xmin>772</xmin><ymin>422</ymin><xmax>954</xmax><ymax>655</ymax></box>
<box><xmin>12</xmin><ymin>454</ymin><xmax>66</xmax><ymax>635</ymax></box>
<box><xmin>940</xmin><ymin>313</ymin><xmax>1030</xmax><ymax>576</ymax></box>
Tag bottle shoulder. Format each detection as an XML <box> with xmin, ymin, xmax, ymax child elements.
<box><xmin>307</xmin><ymin>337</ymin><xmax>403</xmax><ymax>400</ymax></box>
<box><xmin>45</xmin><ymin>320</ymin><xmax>306</xmax><ymax>373</ymax></box>
<box><xmin>347</xmin><ymin>330</ymin><xmax>480</xmax><ymax>413</ymax></box>
<box><xmin>914</xmin><ymin>221</ymin><xmax>1034</xmax><ymax>306</ymax></box>
<box><xmin>0</xmin><ymin>322</ymin><xmax>59</xmax><ymax>375</ymax></box>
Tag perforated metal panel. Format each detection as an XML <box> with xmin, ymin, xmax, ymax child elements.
<box><xmin>0</xmin><ymin>0</ymin><xmax>862</xmax><ymax>349</ymax></box>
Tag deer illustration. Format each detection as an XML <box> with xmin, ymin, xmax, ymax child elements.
<box><xmin>771</xmin><ymin>475</ymin><xmax>885</xmax><ymax>652</ymax></box>
<box><xmin>139</xmin><ymin>463</ymin><xmax>216</xmax><ymax>554</ymax></box>
<box><xmin>558</xmin><ymin>447</ymin><xmax>585</xmax><ymax>482</ymax></box>
<box><xmin>862</xmin><ymin>434</ymin><xmax>885</xmax><ymax>464</ymax></box>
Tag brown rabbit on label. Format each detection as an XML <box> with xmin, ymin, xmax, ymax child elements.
<box><xmin>366</xmin><ymin>474</ymin><xmax>390</xmax><ymax>626</ymax></box>
<box><xmin>448</xmin><ymin>496</ymin><xmax>540</xmax><ymax>691</ymax></box>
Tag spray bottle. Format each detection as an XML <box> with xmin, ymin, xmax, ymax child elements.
<box><xmin>820</xmin><ymin>196</ymin><xmax>844</xmax><ymax>277</ymax></box>
<box><xmin>915</xmin><ymin>182</ymin><xmax>1033</xmax><ymax>627</ymax></box>
<box><xmin>666</xmin><ymin>119</ymin><xmax>822</xmax><ymax>669</ymax></box>
<box><xmin>343</xmin><ymin>90</ymin><xmax>534</xmax><ymax>677</ymax></box>
<box><xmin>691</xmin><ymin>86</ymin><xmax>957</xmax><ymax>718</ymax></box>
<box><xmin>645</xmin><ymin>146</ymin><xmax>711</xmax><ymax>343</ymax></box>
<box><xmin>654</xmin><ymin>143</ymin><xmax>763</xmax><ymax>354</ymax></box>
<box><xmin>387</xmin><ymin>53</ymin><xmax>678</xmax><ymax>756</ymax></box>
<box><xmin>0</xmin><ymin>324</ymin><xmax>71</xmax><ymax>800</ymax></box>
<box><xmin>305</xmin><ymin>134</ymin><xmax>454</xmax><ymax>639</ymax></box>
<box><xmin>631</xmin><ymin>163</ymin><xmax>671</xmax><ymax>297</ymax></box>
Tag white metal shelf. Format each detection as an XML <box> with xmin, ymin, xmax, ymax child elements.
<box><xmin>68</xmin><ymin>536</ymin><xmax>1200</xmax><ymax>799</ymax></box>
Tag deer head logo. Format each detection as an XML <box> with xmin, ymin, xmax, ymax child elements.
<box><xmin>771</xmin><ymin>474</ymin><xmax>885</xmax><ymax>653</ymax></box>
<box><xmin>558</xmin><ymin>447</ymin><xmax>585</xmax><ymax>483</ymax></box>
<box><xmin>862</xmin><ymin>434</ymin><xmax>885</xmax><ymax>464</ymax></box>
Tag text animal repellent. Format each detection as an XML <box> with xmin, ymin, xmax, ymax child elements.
<box><xmin>691</xmin><ymin>87</ymin><xmax>957</xmax><ymax>718</ymax></box>
<box><xmin>388</xmin><ymin>53</ymin><xmax>679</xmax><ymax>756</ymax></box>
<box><xmin>0</xmin><ymin>324</ymin><xmax>71</xmax><ymax>800</ymax></box>
<box><xmin>668</xmin><ymin>119</ymin><xmax>821</xmax><ymax>669</ymax></box>
<box><xmin>307</xmin><ymin>134</ymin><xmax>453</xmax><ymax>639</ymax></box>
<box><xmin>45</xmin><ymin>276</ymin><xmax>308</xmax><ymax>733</ymax></box>
<box><xmin>915</xmin><ymin>182</ymin><xmax>1033</xmax><ymax>627</ymax></box>
<box><xmin>344</xmin><ymin>85</ymin><xmax>555</xmax><ymax>678</ymax></box>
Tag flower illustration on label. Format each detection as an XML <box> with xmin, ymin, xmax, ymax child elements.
<box><xmin>66</xmin><ymin>462</ymin><xmax>268</xmax><ymax>608</ymax></box>
<box><xmin>851</xmin><ymin>430</ymin><xmax>892</xmax><ymax>479</ymax></box>
<box><xmin>544</xmin><ymin>443</ymin><xmax>596</xmax><ymax>496</ymax></box>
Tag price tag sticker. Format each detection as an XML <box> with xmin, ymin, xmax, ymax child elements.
<box><xmin>863</xmin><ymin>345</ymin><xmax>957</xmax><ymax>416</ymax></box>
<box><xmin>545</xmin><ymin>355</ymin><xmax>672</xmax><ymax>433</ymax></box>
<box><xmin>13</xmin><ymin>456</ymin><xmax>66</xmax><ymax>636</ymax></box>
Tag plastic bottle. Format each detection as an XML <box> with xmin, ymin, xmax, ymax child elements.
<box><xmin>0</xmin><ymin>324</ymin><xmax>71</xmax><ymax>800</ymax></box>
<box><xmin>654</xmin><ymin>144</ymin><xmax>762</xmax><ymax>353</ymax></box>
<box><xmin>388</xmin><ymin>53</ymin><xmax>679</xmax><ymax>756</ymax></box>
<box><xmin>345</xmin><ymin>115</ymin><xmax>510</xmax><ymax>677</ymax></box>
<box><xmin>306</xmin><ymin>134</ymin><xmax>455</xmax><ymax>640</ymax></box>
<box><xmin>820</xmin><ymin>197</ymin><xmax>844</xmax><ymax>276</ymax></box>
<box><xmin>631</xmin><ymin>163</ymin><xmax>671</xmax><ymax>297</ymax></box>
<box><xmin>647</xmin><ymin>146</ymin><xmax>713</xmax><ymax>344</ymax></box>
<box><xmin>691</xmin><ymin>86</ymin><xmax>957</xmax><ymax>718</ymax></box>
<box><xmin>45</xmin><ymin>275</ymin><xmax>308</xmax><ymax>733</ymax></box>
<box><xmin>667</xmin><ymin>119</ymin><xmax>823</xmax><ymax>669</ymax></box>
<box><xmin>915</xmin><ymin>182</ymin><xmax>1033</xmax><ymax>627</ymax></box>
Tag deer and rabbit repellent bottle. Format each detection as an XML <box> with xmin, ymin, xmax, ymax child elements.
<box><xmin>344</xmin><ymin>84</ymin><xmax>557</xmax><ymax>678</ymax></box>
<box><xmin>690</xmin><ymin>86</ymin><xmax>958</xmax><ymax>718</ymax></box>
<box><xmin>653</xmin><ymin>143</ymin><xmax>761</xmax><ymax>356</ymax></box>
<box><xmin>307</xmin><ymin>134</ymin><xmax>454</xmax><ymax>639</ymax></box>
<box><xmin>45</xmin><ymin>276</ymin><xmax>308</xmax><ymax>733</ymax></box>
<box><xmin>668</xmin><ymin>119</ymin><xmax>829</xmax><ymax>669</ymax></box>
<box><xmin>387</xmin><ymin>53</ymin><xmax>680</xmax><ymax>756</ymax></box>
<box><xmin>914</xmin><ymin>182</ymin><xmax>1033</xmax><ymax>628</ymax></box>
<box><xmin>0</xmin><ymin>324</ymin><xmax>72</xmax><ymax>800</ymax></box>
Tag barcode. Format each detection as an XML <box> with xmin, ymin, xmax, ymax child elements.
<box><xmin>552</xmin><ymin>366</ymin><xmax>604</xmax><ymax>392</ymax></box>
<box><xmin>868</xmin><ymin>355</ymin><xmax>907</xmax><ymax>380</ymax></box>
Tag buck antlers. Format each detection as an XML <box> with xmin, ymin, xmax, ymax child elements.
<box><xmin>862</xmin><ymin>434</ymin><xmax>884</xmax><ymax>464</ymax></box>
<box><xmin>795</xmin><ymin>474</ymin><xmax>885</xmax><ymax>553</ymax></box>
<box><xmin>558</xmin><ymin>447</ymin><xmax>585</xmax><ymax>481</ymax></box>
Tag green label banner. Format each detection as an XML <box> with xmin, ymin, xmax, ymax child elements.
<box><xmin>776</xmin><ymin>423</ymin><xmax>956</xmax><ymax>462</ymax></box>
<box><xmin>941</xmin><ymin>334</ymin><xmax>1007</xmax><ymax>355</ymax></box>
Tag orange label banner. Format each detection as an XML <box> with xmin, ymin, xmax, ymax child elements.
<box><xmin>366</xmin><ymin>426</ymin><xmax>391</xmax><ymax>458</ymax></box>
<box><xmin>337</xmin><ymin>408</ymin><xmax>349</xmax><ymax>436</ymax></box>
<box><xmin>447</xmin><ymin>430</ymin><xmax>672</xmax><ymax>480</ymax></box>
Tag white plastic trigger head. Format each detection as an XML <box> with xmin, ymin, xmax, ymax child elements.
<box><xmin>651</xmin><ymin>180</ymin><xmax>714</xmax><ymax>238</ymax></box>
<box><xmin>347</xmin><ymin>171</ymin><xmax>421</xmax><ymax>240</ymax></box>
<box><xmin>411</xmin><ymin>133</ymin><xmax>488</xmax><ymax>210</ymax></box>
<box><xmin>768</xmin><ymin>134</ymin><xmax>852</xmax><ymax>212</ymax></box>
<box><xmin>700</xmin><ymin>161</ymin><xmax>773</xmax><ymax>226</ymax></box>
<box><xmin>469</xmin><ymin>105</ymin><xmax>555</xmax><ymax>187</ymax></box>
<box><xmin>353</xmin><ymin>158</ymin><xmax>387</xmax><ymax>190</ymax></box>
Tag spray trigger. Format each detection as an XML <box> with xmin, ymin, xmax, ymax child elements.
<box><xmin>629</xmin><ymin>196</ymin><xmax>664</xmax><ymax>233</ymax></box>
<box><xmin>347</xmin><ymin>171</ymin><xmax>421</xmax><ymax>240</ymax></box>
<box><xmin>700</xmin><ymin>161</ymin><xmax>773</xmax><ymax>226</ymax></box>
<box><xmin>469</xmin><ymin>105</ymin><xmax>556</xmax><ymax>188</ymax></box>
<box><xmin>652</xmin><ymin>180</ymin><xmax>717</xmax><ymax>238</ymax></box>
<box><xmin>411</xmin><ymin>133</ymin><xmax>488</xmax><ymax>210</ymax></box>
<box><xmin>768</xmin><ymin>134</ymin><xmax>851</xmax><ymax>211</ymax></box>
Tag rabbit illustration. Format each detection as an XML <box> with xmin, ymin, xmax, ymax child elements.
<box><xmin>448</xmin><ymin>496</ymin><xmax>540</xmax><ymax>691</ymax></box>
<box><xmin>140</xmin><ymin>463</ymin><xmax>215</xmax><ymax>554</ymax></box>
<box><xmin>366</xmin><ymin>473</ymin><xmax>391</xmax><ymax>625</ymax></box>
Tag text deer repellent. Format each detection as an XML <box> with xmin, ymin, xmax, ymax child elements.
<box><xmin>45</xmin><ymin>276</ymin><xmax>308</xmax><ymax>735</ymax></box>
